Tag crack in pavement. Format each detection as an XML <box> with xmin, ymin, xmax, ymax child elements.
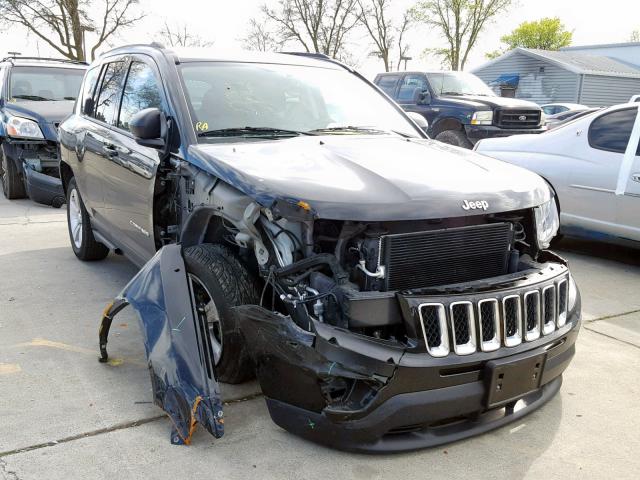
<box><xmin>0</xmin><ymin>219</ymin><xmax>66</xmax><ymax>226</ymax></box>
<box><xmin>583</xmin><ymin>325</ymin><xmax>640</xmax><ymax>350</ymax></box>
<box><xmin>0</xmin><ymin>392</ymin><xmax>264</xmax><ymax>459</ymax></box>
<box><xmin>584</xmin><ymin>308</ymin><xmax>640</xmax><ymax>323</ymax></box>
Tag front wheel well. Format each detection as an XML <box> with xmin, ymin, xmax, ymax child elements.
<box><xmin>431</xmin><ymin>118</ymin><xmax>465</xmax><ymax>138</ymax></box>
<box><xmin>59</xmin><ymin>161</ymin><xmax>74</xmax><ymax>196</ymax></box>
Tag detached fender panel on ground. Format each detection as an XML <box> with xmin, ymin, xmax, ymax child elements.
<box><xmin>98</xmin><ymin>244</ymin><xmax>224</xmax><ymax>445</ymax></box>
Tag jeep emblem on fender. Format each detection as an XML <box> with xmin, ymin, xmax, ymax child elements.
<box><xmin>518</xmin><ymin>115</ymin><xmax>527</xmax><ymax>121</ymax></box>
<box><xmin>462</xmin><ymin>199</ymin><xmax>489</xmax><ymax>211</ymax></box>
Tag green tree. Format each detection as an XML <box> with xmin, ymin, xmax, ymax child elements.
<box><xmin>412</xmin><ymin>0</ymin><xmax>513</xmax><ymax>71</ymax></box>
<box><xmin>500</xmin><ymin>17</ymin><xmax>572</xmax><ymax>51</ymax></box>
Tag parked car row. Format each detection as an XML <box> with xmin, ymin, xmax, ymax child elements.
<box><xmin>475</xmin><ymin>103</ymin><xmax>640</xmax><ymax>246</ymax></box>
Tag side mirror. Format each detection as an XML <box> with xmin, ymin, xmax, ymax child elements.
<box><xmin>83</xmin><ymin>98</ymin><xmax>94</xmax><ymax>115</ymax></box>
<box><xmin>130</xmin><ymin>108</ymin><xmax>166</xmax><ymax>149</ymax></box>
<box><xmin>406</xmin><ymin>112</ymin><xmax>429</xmax><ymax>131</ymax></box>
<box><xmin>412</xmin><ymin>88</ymin><xmax>431</xmax><ymax>105</ymax></box>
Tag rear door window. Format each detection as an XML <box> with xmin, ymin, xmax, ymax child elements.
<box><xmin>397</xmin><ymin>74</ymin><xmax>429</xmax><ymax>103</ymax></box>
<box><xmin>376</xmin><ymin>75</ymin><xmax>399</xmax><ymax>97</ymax></box>
<box><xmin>588</xmin><ymin>108</ymin><xmax>638</xmax><ymax>154</ymax></box>
<box><xmin>117</xmin><ymin>61</ymin><xmax>164</xmax><ymax>132</ymax></box>
<box><xmin>93</xmin><ymin>61</ymin><xmax>127</xmax><ymax>125</ymax></box>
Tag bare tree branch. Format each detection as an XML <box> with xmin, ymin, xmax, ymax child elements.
<box><xmin>412</xmin><ymin>0</ymin><xmax>512</xmax><ymax>70</ymax></box>
<box><xmin>241</xmin><ymin>18</ymin><xmax>282</xmax><ymax>52</ymax></box>
<box><xmin>158</xmin><ymin>21</ymin><xmax>214</xmax><ymax>48</ymax></box>
<box><xmin>0</xmin><ymin>0</ymin><xmax>145</xmax><ymax>62</ymax></box>
<box><xmin>396</xmin><ymin>10</ymin><xmax>411</xmax><ymax>71</ymax></box>
<box><xmin>261</xmin><ymin>0</ymin><xmax>360</xmax><ymax>60</ymax></box>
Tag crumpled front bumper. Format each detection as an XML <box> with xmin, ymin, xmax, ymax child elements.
<box><xmin>23</xmin><ymin>166</ymin><xmax>65</xmax><ymax>207</ymax></box>
<box><xmin>3</xmin><ymin>141</ymin><xmax>65</xmax><ymax>206</ymax></box>
<box><xmin>235</xmin><ymin>267</ymin><xmax>581</xmax><ymax>453</ymax></box>
<box><xmin>98</xmin><ymin>244</ymin><xmax>580</xmax><ymax>452</ymax></box>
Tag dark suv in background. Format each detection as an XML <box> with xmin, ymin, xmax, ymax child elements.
<box><xmin>374</xmin><ymin>71</ymin><xmax>546</xmax><ymax>148</ymax></box>
<box><xmin>0</xmin><ymin>56</ymin><xmax>86</xmax><ymax>206</ymax></box>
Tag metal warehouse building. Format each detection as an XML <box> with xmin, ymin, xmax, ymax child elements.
<box><xmin>472</xmin><ymin>46</ymin><xmax>640</xmax><ymax>106</ymax></box>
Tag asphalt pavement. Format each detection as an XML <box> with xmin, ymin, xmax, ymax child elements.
<box><xmin>1</xmin><ymin>195</ymin><xmax>639</xmax><ymax>480</ymax></box>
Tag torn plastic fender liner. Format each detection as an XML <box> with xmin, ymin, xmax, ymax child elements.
<box><xmin>99</xmin><ymin>244</ymin><xmax>223</xmax><ymax>445</ymax></box>
<box><xmin>234</xmin><ymin>305</ymin><xmax>404</xmax><ymax>419</ymax></box>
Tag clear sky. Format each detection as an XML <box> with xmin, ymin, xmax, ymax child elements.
<box><xmin>1</xmin><ymin>0</ymin><xmax>638</xmax><ymax>78</ymax></box>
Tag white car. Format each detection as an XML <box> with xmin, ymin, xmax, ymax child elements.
<box><xmin>541</xmin><ymin>103</ymin><xmax>588</xmax><ymax>116</ymax></box>
<box><xmin>475</xmin><ymin>103</ymin><xmax>640</xmax><ymax>245</ymax></box>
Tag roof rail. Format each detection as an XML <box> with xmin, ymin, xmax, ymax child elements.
<box><xmin>1</xmin><ymin>56</ymin><xmax>88</xmax><ymax>65</ymax></box>
<box><xmin>280</xmin><ymin>51</ymin><xmax>355</xmax><ymax>73</ymax></box>
<box><xmin>281</xmin><ymin>51</ymin><xmax>331</xmax><ymax>61</ymax></box>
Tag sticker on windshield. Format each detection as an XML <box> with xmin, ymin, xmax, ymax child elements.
<box><xmin>195</xmin><ymin>121</ymin><xmax>209</xmax><ymax>132</ymax></box>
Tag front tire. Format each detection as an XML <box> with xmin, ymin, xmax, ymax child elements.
<box><xmin>183</xmin><ymin>244</ymin><xmax>261</xmax><ymax>384</ymax></box>
<box><xmin>66</xmin><ymin>178</ymin><xmax>109</xmax><ymax>261</ymax></box>
<box><xmin>1</xmin><ymin>144</ymin><xmax>27</xmax><ymax>199</ymax></box>
<box><xmin>435</xmin><ymin>129</ymin><xmax>473</xmax><ymax>149</ymax></box>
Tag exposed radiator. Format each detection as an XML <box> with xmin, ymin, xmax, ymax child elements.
<box><xmin>380</xmin><ymin>223</ymin><xmax>514</xmax><ymax>291</ymax></box>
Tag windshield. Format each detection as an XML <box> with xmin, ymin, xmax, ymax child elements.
<box><xmin>179</xmin><ymin>62</ymin><xmax>421</xmax><ymax>139</ymax></box>
<box><xmin>9</xmin><ymin>66</ymin><xmax>85</xmax><ymax>101</ymax></box>
<box><xmin>426</xmin><ymin>72</ymin><xmax>495</xmax><ymax>97</ymax></box>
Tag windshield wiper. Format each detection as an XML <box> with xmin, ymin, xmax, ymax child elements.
<box><xmin>311</xmin><ymin>126</ymin><xmax>416</xmax><ymax>138</ymax></box>
<box><xmin>12</xmin><ymin>94</ymin><xmax>53</xmax><ymax>101</ymax></box>
<box><xmin>310</xmin><ymin>126</ymin><xmax>388</xmax><ymax>135</ymax></box>
<box><xmin>440</xmin><ymin>91</ymin><xmax>464</xmax><ymax>96</ymax></box>
<box><xmin>197</xmin><ymin>126</ymin><xmax>316</xmax><ymax>138</ymax></box>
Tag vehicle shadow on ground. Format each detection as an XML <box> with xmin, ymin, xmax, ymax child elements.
<box><xmin>555</xmin><ymin>237</ymin><xmax>640</xmax><ymax>266</ymax></box>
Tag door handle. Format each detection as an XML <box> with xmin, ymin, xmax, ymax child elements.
<box><xmin>632</xmin><ymin>173</ymin><xmax>640</xmax><ymax>183</ymax></box>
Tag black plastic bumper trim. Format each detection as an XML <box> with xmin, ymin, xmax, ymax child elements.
<box><xmin>267</xmin><ymin>375</ymin><xmax>563</xmax><ymax>454</ymax></box>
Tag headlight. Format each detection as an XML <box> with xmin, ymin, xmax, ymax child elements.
<box><xmin>470</xmin><ymin>110</ymin><xmax>493</xmax><ymax>125</ymax></box>
<box><xmin>540</xmin><ymin>111</ymin><xmax>546</xmax><ymax>125</ymax></box>
<box><xmin>6</xmin><ymin>116</ymin><xmax>44</xmax><ymax>139</ymax></box>
<box><xmin>535</xmin><ymin>198</ymin><xmax>559</xmax><ymax>249</ymax></box>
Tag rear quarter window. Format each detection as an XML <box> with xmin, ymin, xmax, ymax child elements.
<box><xmin>588</xmin><ymin>108</ymin><xmax>639</xmax><ymax>155</ymax></box>
<box><xmin>376</xmin><ymin>75</ymin><xmax>399</xmax><ymax>97</ymax></box>
<box><xmin>79</xmin><ymin>66</ymin><xmax>101</xmax><ymax>116</ymax></box>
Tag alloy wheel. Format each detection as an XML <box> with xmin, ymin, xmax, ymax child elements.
<box><xmin>68</xmin><ymin>189</ymin><xmax>83</xmax><ymax>248</ymax></box>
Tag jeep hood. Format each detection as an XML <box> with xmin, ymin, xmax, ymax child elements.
<box><xmin>189</xmin><ymin>135</ymin><xmax>551</xmax><ymax>221</ymax></box>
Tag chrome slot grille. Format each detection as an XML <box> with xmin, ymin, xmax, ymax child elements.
<box><xmin>449</xmin><ymin>302</ymin><xmax>476</xmax><ymax>355</ymax></box>
<box><xmin>478</xmin><ymin>299</ymin><xmax>500</xmax><ymax>352</ymax></box>
<box><xmin>502</xmin><ymin>295</ymin><xmax>522</xmax><ymax>347</ymax></box>
<box><xmin>416</xmin><ymin>275</ymin><xmax>570</xmax><ymax>357</ymax></box>
<box><xmin>524</xmin><ymin>291</ymin><xmax>541</xmax><ymax>341</ymax></box>
<box><xmin>542</xmin><ymin>285</ymin><xmax>556</xmax><ymax>335</ymax></box>
<box><xmin>418</xmin><ymin>304</ymin><xmax>449</xmax><ymax>357</ymax></box>
<box><xmin>557</xmin><ymin>279</ymin><xmax>568</xmax><ymax>327</ymax></box>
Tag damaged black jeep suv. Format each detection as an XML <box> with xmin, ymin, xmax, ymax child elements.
<box><xmin>59</xmin><ymin>45</ymin><xmax>580</xmax><ymax>453</ymax></box>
